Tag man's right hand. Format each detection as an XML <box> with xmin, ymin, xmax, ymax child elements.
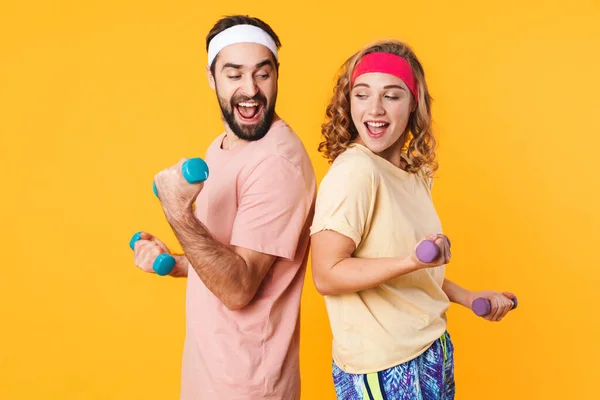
<box><xmin>133</xmin><ymin>232</ymin><xmax>171</xmax><ymax>273</ymax></box>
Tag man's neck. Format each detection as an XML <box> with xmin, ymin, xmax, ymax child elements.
<box><xmin>221</xmin><ymin>130</ymin><xmax>245</xmax><ymax>150</ymax></box>
<box><xmin>220</xmin><ymin>114</ymin><xmax>280</xmax><ymax>150</ymax></box>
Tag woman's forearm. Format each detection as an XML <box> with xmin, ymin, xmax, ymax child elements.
<box><xmin>442</xmin><ymin>278</ymin><xmax>472</xmax><ymax>308</ymax></box>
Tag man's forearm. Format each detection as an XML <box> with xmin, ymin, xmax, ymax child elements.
<box><xmin>166</xmin><ymin>209</ymin><xmax>249</xmax><ymax>308</ymax></box>
<box><xmin>442</xmin><ymin>278</ymin><xmax>472</xmax><ymax>308</ymax></box>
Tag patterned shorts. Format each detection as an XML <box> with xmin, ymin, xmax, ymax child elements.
<box><xmin>332</xmin><ymin>331</ymin><xmax>455</xmax><ymax>400</ymax></box>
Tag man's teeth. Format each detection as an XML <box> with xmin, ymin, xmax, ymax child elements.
<box><xmin>238</xmin><ymin>102</ymin><xmax>258</xmax><ymax>107</ymax></box>
<box><xmin>367</xmin><ymin>122</ymin><xmax>387</xmax><ymax>127</ymax></box>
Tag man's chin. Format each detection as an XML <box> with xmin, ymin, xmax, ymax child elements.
<box><xmin>222</xmin><ymin>104</ymin><xmax>275</xmax><ymax>142</ymax></box>
<box><xmin>229</xmin><ymin>119</ymin><xmax>266</xmax><ymax>141</ymax></box>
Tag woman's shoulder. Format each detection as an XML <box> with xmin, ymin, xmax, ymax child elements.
<box><xmin>316</xmin><ymin>146</ymin><xmax>380</xmax><ymax>197</ymax></box>
<box><xmin>328</xmin><ymin>144</ymin><xmax>379</xmax><ymax>175</ymax></box>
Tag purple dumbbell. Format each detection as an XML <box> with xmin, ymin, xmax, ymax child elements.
<box><xmin>471</xmin><ymin>297</ymin><xmax>518</xmax><ymax>317</ymax></box>
<box><xmin>415</xmin><ymin>240</ymin><xmax>439</xmax><ymax>263</ymax></box>
<box><xmin>415</xmin><ymin>236</ymin><xmax>450</xmax><ymax>263</ymax></box>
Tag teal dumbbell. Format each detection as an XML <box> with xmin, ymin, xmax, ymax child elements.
<box><xmin>153</xmin><ymin>158</ymin><xmax>210</xmax><ymax>197</ymax></box>
<box><xmin>129</xmin><ymin>232</ymin><xmax>176</xmax><ymax>276</ymax></box>
<box><xmin>131</xmin><ymin>157</ymin><xmax>208</xmax><ymax>276</ymax></box>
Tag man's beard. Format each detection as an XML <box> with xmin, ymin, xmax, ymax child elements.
<box><xmin>217</xmin><ymin>89</ymin><xmax>277</xmax><ymax>142</ymax></box>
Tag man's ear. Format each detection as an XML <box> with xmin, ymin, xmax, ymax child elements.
<box><xmin>206</xmin><ymin>65</ymin><xmax>215</xmax><ymax>90</ymax></box>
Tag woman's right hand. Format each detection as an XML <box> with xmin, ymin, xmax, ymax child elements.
<box><xmin>410</xmin><ymin>233</ymin><xmax>452</xmax><ymax>269</ymax></box>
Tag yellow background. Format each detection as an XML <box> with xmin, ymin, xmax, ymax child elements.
<box><xmin>1</xmin><ymin>0</ymin><xmax>599</xmax><ymax>398</ymax></box>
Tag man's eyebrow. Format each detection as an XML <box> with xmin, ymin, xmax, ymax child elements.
<box><xmin>255</xmin><ymin>59</ymin><xmax>274</xmax><ymax>69</ymax></box>
<box><xmin>221</xmin><ymin>59</ymin><xmax>274</xmax><ymax>71</ymax></box>
<box><xmin>221</xmin><ymin>62</ymin><xmax>242</xmax><ymax>71</ymax></box>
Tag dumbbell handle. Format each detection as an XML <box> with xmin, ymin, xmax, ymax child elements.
<box><xmin>471</xmin><ymin>296</ymin><xmax>518</xmax><ymax>316</ymax></box>
<box><xmin>153</xmin><ymin>157</ymin><xmax>209</xmax><ymax>197</ymax></box>
<box><xmin>129</xmin><ymin>232</ymin><xmax>176</xmax><ymax>276</ymax></box>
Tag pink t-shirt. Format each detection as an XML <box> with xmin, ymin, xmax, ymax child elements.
<box><xmin>180</xmin><ymin>119</ymin><xmax>316</xmax><ymax>400</ymax></box>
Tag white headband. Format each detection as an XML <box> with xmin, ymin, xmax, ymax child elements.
<box><xmin>207</xmin><ymin>24</ymin><xmax>278</xmax><ymax>66</ymax></box>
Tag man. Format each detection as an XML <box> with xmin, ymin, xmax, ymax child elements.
<box><xmin>133</xmin><ymin>15</ymin><xmax>316</xmax><ymax>400</ymax></box>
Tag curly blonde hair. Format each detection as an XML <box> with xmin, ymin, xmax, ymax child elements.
<box><xmin>318</xmin><ymin>40</ymin><xmax>438</xmax><ymax>176</ymax></box>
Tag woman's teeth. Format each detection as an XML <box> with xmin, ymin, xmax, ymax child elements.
<box><xmin>365</xmin><ymin>121</ymin><xmax>389</xmax><ymax>136</ymax></box>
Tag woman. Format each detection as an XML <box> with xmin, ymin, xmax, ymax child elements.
<box><xmin>310</xmin><ymin>40</ymin><xmax>517</xmax><ymax>399</ymax></box>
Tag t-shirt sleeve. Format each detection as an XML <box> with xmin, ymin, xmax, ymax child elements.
<box><xmin>309</xmin><ymin>157</ymin><xmax>377</xmax><ymax>248</ymax></box>
<box><xmin>230</xmin><ymin>155</ymin><xmax>312</xmax><ymax>261</ymax></box>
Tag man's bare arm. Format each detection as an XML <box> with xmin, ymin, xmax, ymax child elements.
<box><xmin>167</xmin><ymin>209</ymin><xmax>276</xmax><ymax>310</ymax></box>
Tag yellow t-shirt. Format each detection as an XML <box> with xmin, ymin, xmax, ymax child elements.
<box><xmin>310</xmin><ymin>143</ymin><xmax>450</xmax><ymax>374</ymax></box>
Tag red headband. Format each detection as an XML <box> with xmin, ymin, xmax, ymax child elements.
<box><xmin>351</xmin><ymin>52</ymin><xmax>418</xmax><ymax>103</ymax></box>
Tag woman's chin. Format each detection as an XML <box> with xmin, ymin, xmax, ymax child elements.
<box><xmin>359</xmin><ymin>136</ymin><xmax>391</xmax><ymax>154</ymax></box>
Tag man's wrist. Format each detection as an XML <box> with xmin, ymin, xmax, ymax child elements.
<box><xmin>169</xmin><ymin>254</ymin><xmax>189</xmax><ymax>277</ymax></box>
<box><xmin>164</xmin><ymin>201</ymin><xmax>195</xmax><ymax>224</ymax></box>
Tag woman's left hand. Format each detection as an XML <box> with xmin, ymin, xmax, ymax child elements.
<box><xmin>468</xmin><ymin>290</ymin><xmax>517</xmax><ymax>322</ymax></box>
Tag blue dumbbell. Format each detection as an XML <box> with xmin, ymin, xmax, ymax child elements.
<box><xmin>131</xmin><ymin>158</ymin><xmax>209</xmax><ymax>276</ymax></box>
<box><xmin>129</xmin><ymin>232</ymin><xmax>176</xmax><ymax>276</ymax></box>
<box><xmin>153</xmin><ymin>158</ymin><xmax>209</xmax><ymax>197</ymax></box>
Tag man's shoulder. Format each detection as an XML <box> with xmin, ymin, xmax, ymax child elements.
<box><xmin>263</xmin><ymin>119</ymin><xmax>308</xmax><ymax>154</ymax></box>
<box><xmin>252</xmin><ymin>119</ymin><xmax>314</xmax><ymax>172</ymax></box>
<box><xmin>205</xmin><ymin>132</ymin><xmax>226</xmax><ymax>154</ymax></box>
<box><xmin>234</xmin><ymin>120</ymin><xmax>315</xmax><ymax>198</ymax></box>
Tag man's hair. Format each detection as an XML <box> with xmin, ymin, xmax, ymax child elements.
<box><xmin>206</xmin><ymin>15</ymin><xmax>282</xmax><ymax>75</ymax></box>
